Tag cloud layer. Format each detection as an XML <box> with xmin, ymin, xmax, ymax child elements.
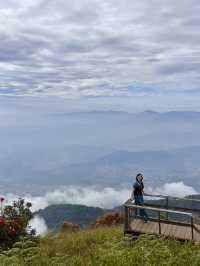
<box><xmin>29</xmin><ymin>215</ymin><xmax>48</xmax><ymax>235</ymax></box>
<box><xmin>2</xmin><ymin>182</ymin><xmax>198</xmax><ymax>212</ymax></box>
<box><xmin>2</xmin><ymin>181</ymin><xmax>197</xmax><ymax>235</ymax></box>
<box><xmin>1</xmin><ymin>0</ymin><xmax>200</xmax><ymax>98</ymax></box>
<box><xmin>148</xmin><ymin>181</ymin><xmax>198</xmax><ymax>198</ymax></box>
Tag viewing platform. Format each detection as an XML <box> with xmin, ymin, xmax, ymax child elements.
<box><xmin>124</xmin><ymin>194</ymin><xmax>200</xmax><ymax>242</ymax></box>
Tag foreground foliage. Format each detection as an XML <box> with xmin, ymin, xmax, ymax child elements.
<box><xmin>1</xmin><ymin>226</ymin><xmax>200</xmax><ymax>266</ymax></box>
<box><xmin>0</xmin><ymin>198</ymin><xmax>34</xmax><ymax>248</ymax></box>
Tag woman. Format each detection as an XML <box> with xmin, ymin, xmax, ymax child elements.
<box><xmin>131</xmin><ymin>173</ymin><xmax>148</xmax><ymax>222</ymax></box>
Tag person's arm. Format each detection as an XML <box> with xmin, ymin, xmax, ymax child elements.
<box><xmin>141</xmin><ymin>181</ymin><xmax>146</xmax><ymax>195</ymax></box>
<box><xmin>129</xmin><ymin>185</ymin><xmax>135</xmax><ymax>201</ymax></box>
<box><xmin>143</xmin><ymin>190</ymin><xmax>147</xmax><ymax>196</ymax></box>
<box><xmin>131</xmin><ymin>186</ymin><xmax>135</xmax><ymax>200</ymax></box>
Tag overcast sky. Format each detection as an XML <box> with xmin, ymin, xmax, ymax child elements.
<box><xmin>0</xmin><ymin>0</ymin><xmax>200</xmax><ymax>112</ymax></box>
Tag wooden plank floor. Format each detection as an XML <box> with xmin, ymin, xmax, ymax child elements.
<box><xmin>130</xmin><ymin>219</ymin><xmax>200</xmax><ymax>242</ymax></box>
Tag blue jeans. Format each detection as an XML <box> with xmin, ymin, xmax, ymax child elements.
<box><xmin>134</xmin><ymin>195</ymin><xmax>148</xmax><ymax>221</ymax></box>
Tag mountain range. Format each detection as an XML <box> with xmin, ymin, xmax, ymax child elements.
<box><xmin>40</xmin><ymin>146</ymin><xmax>200</xmax><ymax>190</ymax></box>
<box><xmin>1</xmin><ymin>110</ymin><xmax>200</xmax><ymax>193</ymax></box>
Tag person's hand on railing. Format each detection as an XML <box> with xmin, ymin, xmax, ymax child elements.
<box><xmin>126</xmin><ymin>198</ymin><xmax>134</xmax><ymax>204</ymax></box>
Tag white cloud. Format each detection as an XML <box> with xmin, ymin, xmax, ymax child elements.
<box><xmin>29</xmin><ymin>215</ymin><xmax>48</xmax><ymax>235</ymax></box>
<box><xmin>2</xmin><ymin>182</ymin><xmax>198</xmax><ymax>212</ymax></box>
<box><xmin>8</xmin><ymin>186</ymin><xmax>130</xmax><ymax>211</ymax></box>
<box><xmin>0</xmin><ymin>0</ymin><xmax>200</xmax><ymax>98</ymax></box>
<box><xmin>148</xmin><ymin>181</ymin><xmax>198</xmax><ymax>198</ymax></box>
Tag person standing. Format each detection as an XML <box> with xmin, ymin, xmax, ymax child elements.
<box><xmin>131</xmin><ymin>173</ymin><xmax>148</xmax><ymax>222</ymax></box>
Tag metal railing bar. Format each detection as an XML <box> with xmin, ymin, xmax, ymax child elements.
<box><xmin>124</xmin><ymin>203</ymin><xmax>193</xmax><ymax>217</ymax></box>
<box><xmin>144</xmin><ymin>202</ymin><xmax>200</xmax><ymax>214</ymax></box>
<box><xmin>158</xmin><ymin>210</ymin><xmax>161</xmax><ymax>234</ymax></box>
<box><xmin>144</xmin><ymin>193</ymin><xmax>200</xmax><ymax>203</ymax></box>
<box><xmin>191</xmin><ymin>216</ymin><xmax>194</xmax><ymax>240</ymax></box>
<box><xmin>134</xmin><ymin>216</ymin><xmax>193</xmax><ymax>227</ymax></box>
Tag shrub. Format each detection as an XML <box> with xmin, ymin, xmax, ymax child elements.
<box><xmin>60</xmin><ymin>220</ymin><xmax>80</xmax><ymax>233</ymax></box>
<box><xmin>0</xmin><ymin>198</ymin><xmax>34</xmax><ymax>248</ymax></box>
<box><xmin>94</xmin><ymin>211</ymin><xmax>125</xmax><ymax>227</ymax></box>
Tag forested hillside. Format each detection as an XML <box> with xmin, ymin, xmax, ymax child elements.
<box><xmin>35</xmin><ymin>204</ymin><xmax>107</xmax><ymax>230</ymax></box>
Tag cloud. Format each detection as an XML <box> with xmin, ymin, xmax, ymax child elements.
<box><xmin>149</xmin><ymin>181</ymin><xmax>198</xmax><ymax>198</ymax></box>
<box><xmin>2</xmin><ymin>182</ymin><xmax>198</xmax><ymax>212</ymax></box>
<box><xmin>4</xmin><ymin>186</ymin><xmax>130</xmax><ymax>211</ymax></box>
<box><xmin>29</xmin><ymin>215</ymin><xmax>48</xmax><ymax>235</ymax></box>
<box><xmin>0</xmin><ymin>0</ymin><xmax>200</xmax><ymax>98</ymax></box>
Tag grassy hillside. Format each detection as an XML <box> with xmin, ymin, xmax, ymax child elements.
<box><xmin>1</xmin><ymin>226</ymin><xmax>200</xmax><ymax>266</ymax></box>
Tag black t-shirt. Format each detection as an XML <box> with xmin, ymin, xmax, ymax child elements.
<box><xmin>133</xmin><ymin>181</ymin><xmax>144</xmax><ymax>197</ymax></box>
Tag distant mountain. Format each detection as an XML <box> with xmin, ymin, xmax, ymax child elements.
<box><xmin>141</xmin><ymin>110</ymin><xmax>200</xmax><ymax>118</ymax></box>
<box><xmin>42</xmin><ymin>146</ymin><xmax>200</xmax><ymax>190</ymax></box>
<box><xmin>35</xmin><ymin>204</ymin><xmax>107</xmax><ymax>230</ymax></box>
<box><xmin>77</xmin><ymin>110</ymin><xmax>200</xmax><ymax>118</ymax></box>
<box><xmin>2</xmin><ymin>110</ymin><xmax>200</xmax><ymax>193</ymax></box>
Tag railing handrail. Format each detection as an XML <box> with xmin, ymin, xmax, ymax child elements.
<box><xmin>124</xmin><ymin>202</ymin><xmax>193</xmax><ymax>217</ymax></box>
<box><xmin>144</xmin><ymin>193</ymin><xmax>200</xmax><ymax>203</ymax></box>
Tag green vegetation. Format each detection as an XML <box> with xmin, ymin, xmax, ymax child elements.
<box><xmin>35</xmin><ymin>204</ymin><xmax>106</xmax><ymax>230</ymax></box>
<box><xmin>0</xmin><ymin>198</ymin><xmax>34</xmax><ymax>249</ymax></box>
<box><xmin>1</xmin><ymin>226</ymin><xmax>200</xmax><ymax>266</ymax></box>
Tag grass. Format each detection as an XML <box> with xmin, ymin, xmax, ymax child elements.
<box><xmin>1</xmin><ymin>226</ymin><xmax>200</xmax><ymax>265</ymax></box>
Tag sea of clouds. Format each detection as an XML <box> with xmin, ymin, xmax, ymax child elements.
<box><xmin>3</xmin><ymin>181</ymin><xmax>197</xmax><ymax>211</ymax></box>
<box><xmin>2</xmin><ymin>181</ymin><xmax>198</xmax><ymax>235</ymax></box>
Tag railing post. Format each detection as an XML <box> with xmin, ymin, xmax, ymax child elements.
<box><xmin>124</xmin><ymin>205</ymin><xmax>129</xmax><ymax>233</ymax></box>
<box><xmin>158</xmin><ymin>210</ymin><xmax>161</xmax><ymax>234</ymax></box>
<box><xmin>191</xmin><ymin>216</ymin><xmax>194</xmax><ymax>241</ymax></box>
<box><xmin>166</xmin><ymin>197</ymin><xmax>169</xmax><ymax>220</ymax></box>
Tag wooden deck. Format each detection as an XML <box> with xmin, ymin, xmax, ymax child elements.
<box><xmin>130</xmin><ymin>218</ymin><xmax>200</xmax><ymax>241</ymax></box>
<box><xmin>124</xmin><ymin>194</ymin><xmax>200</xmax><ymax>242</ymax></box>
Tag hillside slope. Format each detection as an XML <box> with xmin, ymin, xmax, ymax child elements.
<box><xmin>35</xmin><ymin>204</ymin><xmax>107</xmax><ymax>230</ymax></box>
<box><xmin>1</xmin><ymin>226</ymin><xmax>200</xmax><ymax>266</ymax></box>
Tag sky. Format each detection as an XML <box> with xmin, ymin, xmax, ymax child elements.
<box><xmin>0</xmin><ymin>0</ymin><xmax>200</xmax><ymax>112</ymax></box>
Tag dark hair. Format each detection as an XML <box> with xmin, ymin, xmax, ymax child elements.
<box><xmin>136</xmin><ymin>173</ymin><xmax>143</xmax><ymax>182</ymax></box>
